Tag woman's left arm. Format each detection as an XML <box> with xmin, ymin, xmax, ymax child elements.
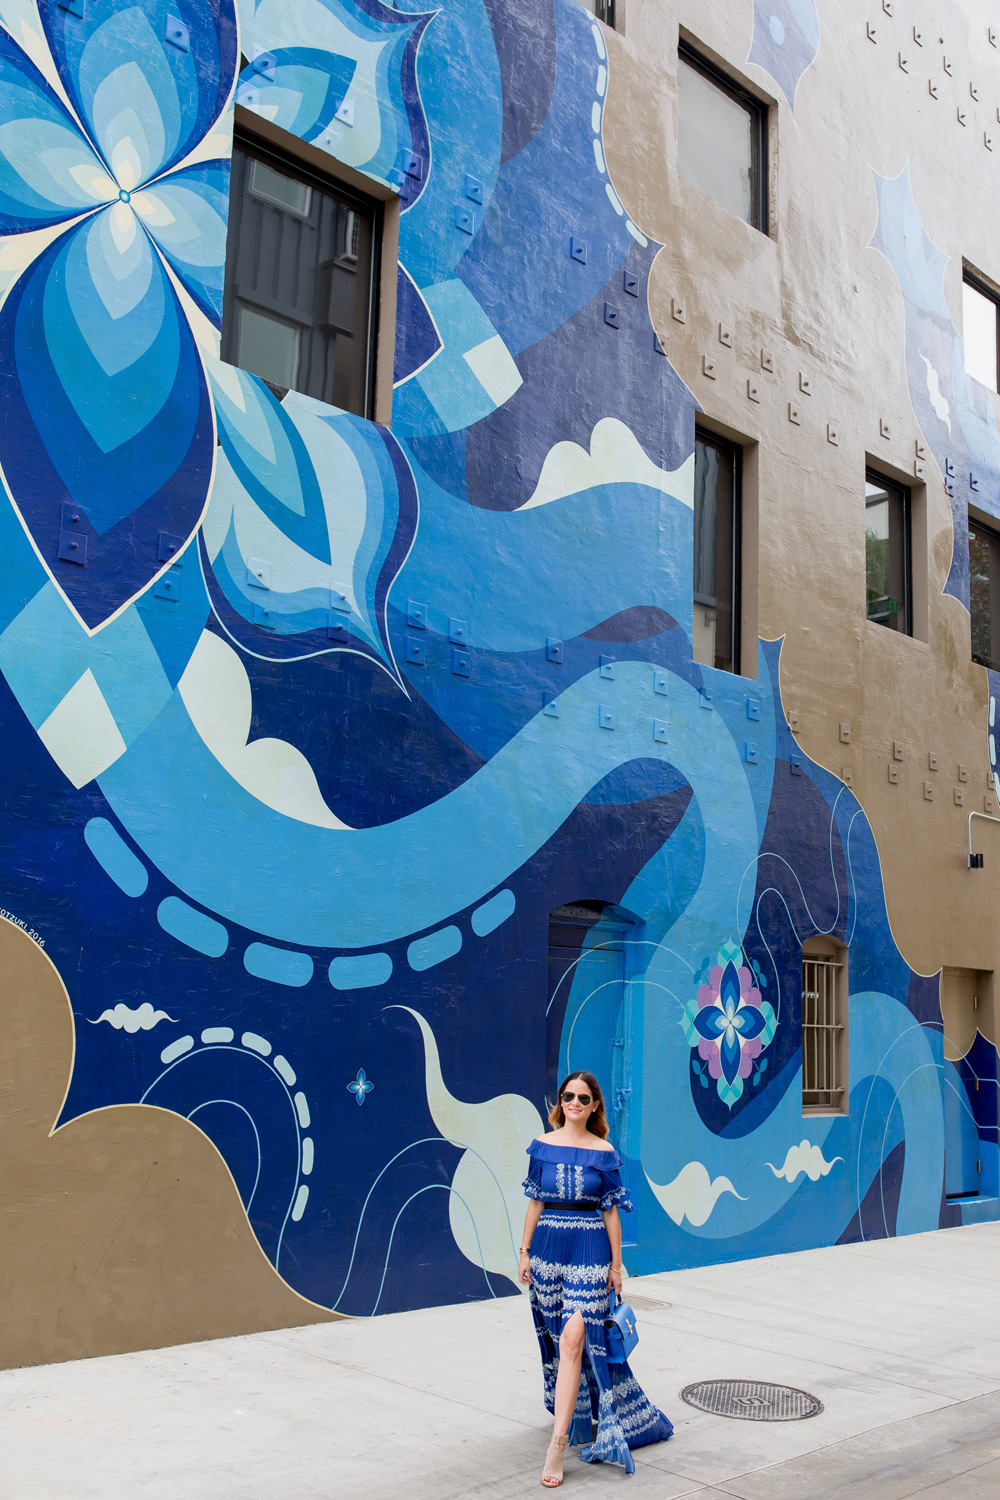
<box><xmin>602</xmin><ymin>1205</ymin><xmax>623</xmax><ymax>1295</ymax></box>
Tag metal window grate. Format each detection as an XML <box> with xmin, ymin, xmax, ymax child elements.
<box><xmin>802</xmin><ymin>957</ymin><xmax>844</xmax><ymax>1109</ymax></box>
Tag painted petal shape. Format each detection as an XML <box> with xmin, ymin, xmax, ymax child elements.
<box><xmin>0</xmin><ymin>214</ymin><xmax>214</xmax><ymax>629</ymax></box>
<box><xmin>242</xmin><ymin>0</ymin><xmax>433</xmax><ymax>186</ymax></box>
<box><xmin>734</xmin><ymin>1003</ymin><xmax>767</xmax><ymax>1042</ymax></box>
<box><xmin>134</xmin><ymin>158</ymin><xmax>230</xmax><ymax>325</ymax></box>
<box><xmin>719</xmin><ymin>1028</ymin><xmax>744</xmax><ymax>1087</ymax></box>
<box><xmin>210</xmin><ymin>363</ymin><xmax>329</xmax><ymax>558</ymax></box>
<box><xmin>691</xmin><ymin>1003</ymin><xmax>726</xmax><ymax>1042</ymax></box>
<box><xmin>39</xmin><ymin>0</ymin><xmax>237</xmax><ymax>182</ymax></box>
<box><xmin>203</xmin><ymin>366</ymin><xmax>417</xmax><ymax>668</ymax></box>
<box><xmin>237</xmin><ymin>46</ymin><xmax>355</xmax><ymax>141</ymax></box>
<box><xmin>0</xmin><ymin>26</ymin><xmax>115</xmax><ymax>229</ymax></box>
<box><xmin>719</xmin><ymin>960</ymin><xmax>743</xmax><ymax>1014</ymax></box>
<box><xmin>394</xmin><ymin>264</ymin><xmax>442</xmax><ymax>384</ymax></box>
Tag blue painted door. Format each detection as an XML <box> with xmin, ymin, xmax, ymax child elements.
<box><xmin>549</xmin><ymin>909</ymin><xmax>636</xmax><ymax>1240</ymax></box>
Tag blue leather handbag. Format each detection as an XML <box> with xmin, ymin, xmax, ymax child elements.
<box><xmin>604</xmin><ymin>1291</ymin><xmax>638</xmax><ymax>1364</ymax></box>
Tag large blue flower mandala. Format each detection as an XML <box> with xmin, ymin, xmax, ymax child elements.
<box><xmin>0</xmin><ymin>0</ymin><xmax>236</xmax><ymax>630</ymax></box>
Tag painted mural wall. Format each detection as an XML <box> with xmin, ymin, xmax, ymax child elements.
<box><xmin>0</xmin><ymin>0</ymin><xmax>998</xmax><ymax>1355</ymax></box>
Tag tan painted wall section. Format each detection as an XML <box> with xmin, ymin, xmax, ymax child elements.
<box><xmin>604</xmin><ymin>0</ymin><xmax>1000</xmax><ymax>979</ymax></box>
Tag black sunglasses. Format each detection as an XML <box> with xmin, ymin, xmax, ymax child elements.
<box><xmin>561</xmin><ymin>1089</ymin><xmax>593</xmax><ymax>1105</ymax></box>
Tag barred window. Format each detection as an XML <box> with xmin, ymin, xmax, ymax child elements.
<box><xmin>802</xmin><ymin>940</ymin><xmax>848</xmax><ymax>1114</ymax></box>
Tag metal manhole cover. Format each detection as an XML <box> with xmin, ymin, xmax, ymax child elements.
<box><xmin>681</xmin><ymin>1379</ymin><xmax>823</xmax><ymax>1422</ymax></box>
<box><xmin>623</xmin><ymin>1296</ymin><xmax>671</xmax><ymax>1312</ymax></box>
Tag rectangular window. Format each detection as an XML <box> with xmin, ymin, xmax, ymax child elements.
<box><xmin>963</xmin><ymin>272</ymin><xmax>1000</xmax><ymax>393</ymax></box>
<box><xmin>970</xmin><ymin>515</ymin><xmax>1000</xmax><ymax>669</ymax></box>
<box><xmin>579</xmin><ymin>0</ymin><xmax>616</xmax><ymax>24</ymax></box>
<box><xmin>802</xmin><ymin>942</ymin><xmax>848</xmax><ymax>1114</ymax></box>
<box><xmin>693</xmin><ymin>429</ymin><xmax>741</xmax><ymax>674</ymax></box>
<box><xmin>677</xmin><ymin>43</ymin><xmax>767</xmax><ymax>231</ymax></box>
<box><xmin>865</xmin><ymin>470</ymin><xmax>912</xmax><ymax>635</ymax></box>
<box><xmin>222</xmin><ymin>132</ymin><xmax>380</xmax><ymax>417</ymax></box>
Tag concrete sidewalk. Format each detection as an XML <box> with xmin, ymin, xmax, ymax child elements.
<box><xmin>4</xmin><ymin>1223</ymin><xmax>1000</xmax><ymax>1499</ymax></box>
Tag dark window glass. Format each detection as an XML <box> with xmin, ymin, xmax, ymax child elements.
<box><xmin>693</xmin><ymin>430</ymin><xmax>740</xmax><ymax>673</ymax></box>
<box><xmin>865</xmin><ymin>471</ymin><xmax>911</xmax><ymax>635</ymax></box>
<box><xmin>963</xmin><ymin>273</ymin><xmax>999</xmax><ymax>393</ymax></box>
<box><xmin>579</xmin><ymin>0</ymin><xmax>615</xmax><ymax>23</ymax></box>
<box><xmin>222</xmin><ymin>136</ymin><xmax>378</xmax><ymax>416</ymax></box>
<box><xmin>970</xmin><ymin>517</ymin><xmax>1000</xmax><ymax>669</ymax></box>
<box><xmin>677</xmin><ymin>44</ymin><xmax>767</xmax><ymax>230</ymax></box>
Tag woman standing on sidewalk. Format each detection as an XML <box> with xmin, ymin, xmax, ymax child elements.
<box><xmin>518</xmin><ymin>1070</ymin><xmax>673</xmax><ymax>1486</ymax></box>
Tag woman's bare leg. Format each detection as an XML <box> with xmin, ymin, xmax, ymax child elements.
<box><xmin>553</xmin><ymin>1309</ymin><xmax>586</xmax><ymax>1436</ymax></box>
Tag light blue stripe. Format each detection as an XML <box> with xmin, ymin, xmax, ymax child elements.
<box><xmin>407</xmin><ymin>925</ymin><xmax>462</xmax><ymax>971</ymax></box>
<box><xmin>328</xmin><ymin>952</ymin><xmax>393</xmax><ymax>990</ymax></box>
<box><xmin>84</xmin><ymin>817</ymin><xmax>148</xmax><ymax>898</ymax></box>
<box><xmin>160</xmin><ymin>1035</ymin><xmax>194</xmax><ymax>1064</ymax></box>
<box><xmin>201</xmin><ymin>1026</ymin><xmax>234</xmax><ymax>1044</ymax></box>
<box><xmin>471</xmin><ymin>887</ymin><xmax>515</xmax><ymax>936</ymax></box>
<box><xmin>157</xmin><ymin>896</ymin><xmax>228</xmax><ymax>958</ymax></box>
<box><xmin>244</xmin><ymin>941</ymin><xmax>314</xmax><ymax>987</ymax></box>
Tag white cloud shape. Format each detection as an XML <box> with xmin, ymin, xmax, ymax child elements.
<box><xmin>520</xmin><ymin>418</ymin><xmax>694</xmax><ymax>510</ymax></box>
<box><xmin>644</xmin><ymin>1161</ymin><xmax>745</xmax><ymax>1227</ymax></box>
<box><xmin>920</xmin><ymin>353</ymin><xmax>952</xmax><ymax>433</ymax></box>
<box><xmin>178</xmin><ymin>630</ymin><xmax>352</xmax><ymax>830</ymax></box>
<box><xmin>766</xmin><ymin>1139</ymin><xmax>843</xmax><ymax>1184</ymax></box>
<box><xmin>91</xmin><ymin>1002</ymin><xmax>175</xmax><ymax>1033</ymax></box>
<box><xmin>398</xmin><ymin>1006</ymin><xmax>544</xmax><ymax>1290</ymax></box>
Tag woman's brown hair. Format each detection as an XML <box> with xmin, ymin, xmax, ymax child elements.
<box><xmin>548</xmin><ymin>1070</ymin><xmax>609</xmax><ymax>1139</ymax></box>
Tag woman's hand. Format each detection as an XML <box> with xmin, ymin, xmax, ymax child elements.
<box><xmin>518</xmin><ymin>1251</ymin><xmax>532</xmax><ymax>1286</ymax></box>
<box><xmin>608</xmin><ymin>1264</ymin><xmax>623</xmax><ymax>1297</ymax></box>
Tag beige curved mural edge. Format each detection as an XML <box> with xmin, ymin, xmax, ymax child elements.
<box><xmin>0</xmin><ymin>917</ymin><xmax>337</xmax><ymax>1371</ymax></box>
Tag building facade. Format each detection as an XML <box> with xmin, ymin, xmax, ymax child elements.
<box><xmin>2</xmin><ymin>0</ymin><xmax>1000</xmax><ymax>1366</ymax></box>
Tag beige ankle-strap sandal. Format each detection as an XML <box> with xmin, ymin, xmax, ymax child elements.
<box><xmin>541</xmin><ymin>1432</ymin><xmax>568</xmax><ymax>1487</ymax></box>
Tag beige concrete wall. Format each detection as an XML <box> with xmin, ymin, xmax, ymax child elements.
<box><xmin>604</xmin><ymin>0</ymin><xmax>1000</xmax><ymax>979</ymax></box>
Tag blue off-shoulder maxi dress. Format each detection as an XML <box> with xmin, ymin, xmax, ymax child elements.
<box><xmin>523</xmin><ymin>1138</ymin><xmax>673</xmax><ymax>1472</ymax></box>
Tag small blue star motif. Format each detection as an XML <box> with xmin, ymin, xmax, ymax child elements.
<box><xmin>348</xmin><ymin>1068</ymin><xmax>374</xmax><ymax>1105</ymax></box>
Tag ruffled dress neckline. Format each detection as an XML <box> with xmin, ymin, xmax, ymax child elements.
<box><xmin>528</xmin><ymin>1137</ymin><xmax>621</xmax><ymax>1169</ymax></box>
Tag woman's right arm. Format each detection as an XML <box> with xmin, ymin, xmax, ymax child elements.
<box><xmin>518</xmin><ymin>1199</ymin><xmax>544</xmax><ymax>1285</ymax></box>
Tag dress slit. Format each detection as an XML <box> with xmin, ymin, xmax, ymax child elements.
<box><xmin>527</xmin><ymin>1208</ymin><xmax>673</xmax><ymax>1473</ymax></box>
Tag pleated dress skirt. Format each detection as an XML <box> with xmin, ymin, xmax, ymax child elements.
<box><xmin>528</xmin><ymin>1207</ymin><xmax>674</xmax><ymax>1473</ymax></box>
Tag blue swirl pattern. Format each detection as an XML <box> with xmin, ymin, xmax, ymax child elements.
<box><xmin>0</xmin><ymin>0</ymin><xmax>991</xmax><ymax>1323</ymax></box>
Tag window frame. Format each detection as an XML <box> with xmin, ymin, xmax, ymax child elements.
<box><xmin>677</xmin><ymin>40</ymin><xmax>769</xmax><ymax>233</ymax></box>
<box><xmin>865</xmin><ymin>466</ymin><xmax>913</xmax><ymax>638</ymax></box>
<box><xmin>223</xmin><ymin>125</ymin><xmax>384</xmax><ymax>419</ymax></box>
<box><xmin>962</xmin><ymin>269</ymin><xmax>1000</xmax><ymax>394</ymax></box>
<box><xmin>693</xmin><ymin>425</ymin><xmax>743</xmax><ymax>676</ymax></box>
<box><xmin>801</xmin><ymin>937</ymin><xmax>849</xmax><ymax>1117</ymax></box>
<box><xmin>969</xmin><ymin>510</ymin><xmax>1000</xmax><ymax>670</ymax></box>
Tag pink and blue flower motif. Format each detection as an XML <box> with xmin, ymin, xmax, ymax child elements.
<box><xmin>682</xmin><ymin>941</ymin><xmax>777</xmax><ymax>1108</ymax></box>
<box><xmin>0</xmin><ymin>0</ymin><xmax>237</xmax><ymax>630</ymax></box>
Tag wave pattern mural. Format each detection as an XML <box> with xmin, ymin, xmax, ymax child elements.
<box><xmin>0</xmin><ymin>0</ymin><xmax>993</xmax><ymax>1320</ymax></box>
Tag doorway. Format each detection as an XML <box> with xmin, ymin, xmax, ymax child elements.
<box><xmin>546</xmin><ymin>904</ymin><xmax>638</xmax><ymax>1237</ymax></box>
